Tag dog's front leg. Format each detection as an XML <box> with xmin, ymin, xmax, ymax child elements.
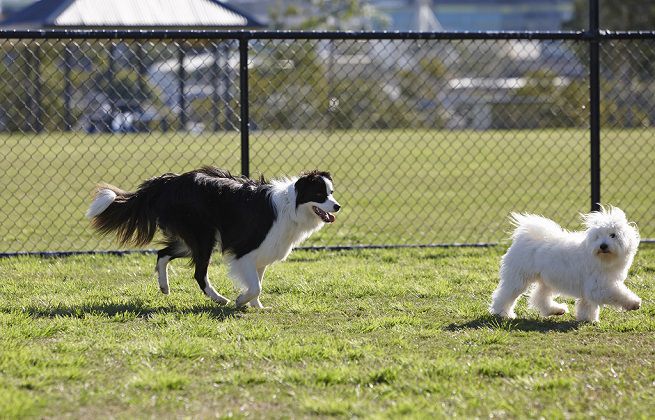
<box><xmin>602</xmin><ymin>283</ymin><xmax>641</xmax><ymax>311</ymax></box>
<box><xmin>232</xmin><ymin>260</ymin><xmax>262</xmax><ymax>308</ymax></box>
<box><xmin>248</xmin><ymin>266</ymin><xmax>267</xmax><ymax>309</ymax></box>
<box><xmin>575</xmin><ymin>299</ymin><xmax>600</xmax><ymax>322</ymax></box>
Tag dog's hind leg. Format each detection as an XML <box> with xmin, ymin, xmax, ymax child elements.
<box><xmin>490</xmin><ymin>270</ymin><xmax>532</xmax><ymax>319</ymax></box>
<box><xmin>575</xmin><ymin>299</ymin><xmax>600</xmax><ymax>322</ymax></box>
<box><xmin>188</xmin><ymin>235</ymin><xmax>229</xmax><ymax>305</ymax></box>
<box><xmin>529</xmin><ymin>281</ymin><xmax>568</xmax><ymax>317</ymax></box>
<box><xmin>155</xmin><ymin>239</ymin><xmax>190</xmax><ymax>294</ymax></box>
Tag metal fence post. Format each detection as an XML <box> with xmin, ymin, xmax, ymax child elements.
<box><xmin>63</xmin><ymin>44</ymin><xmax>73</xmax><ymax>131</ymax></box>
<box><xmin>177</xmin><ymin>44</ymin><xmax>187</xmax><ymax>131</ymax></box>
<box><xmin>589</xmin><ymin>0</ymin><xmax>601</xmax><ymax>212</ymax></box>
<box><xmin>211</xmin><ymin>43</ymin><xmax>221</xmax><ymax>132</ymax></box>
<box><xmin>32</xmin><ymin>44</ymin><xmax>43</xmax><ymax>133</ymax></box>
<box><xmin>239</xmin><ymin>34</ymin><xmax>250</xmax><ymax>177</ymax></box>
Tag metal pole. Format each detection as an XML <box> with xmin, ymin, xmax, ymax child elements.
<box><xmin>63</xmin><ymin>44</ymin><xmax>73</xmax><ymax>131</ymax></box>
<box><xmin>211</xmin><ymin>43</ymin><xmax>220</xmax><ymax>132</ymax></box>
<box><xmin>239</xmin><ymin>35</ymin><xmax>250</xmax><ymax>177</ymax></box>
<box><xmin>33</xmin><ymin>45</ymin><xmax>43</xmax><ymax>133</ymax></box>
<box><xmin>589</xmin><ymin>0</ymin><xmax>601</xmax><ymax>212</ymax></box>
<box><xmin>224</xmin><ymin>40</ymin><xmax>234</xmax><ymax>130</ymax></box>
<box><xmin>137</xmin><ymin>42</ymin><xmax>147</xmax><ymax>100</ymax></box>
<box><xmin>178</xmin><ymin>44</ymin><xmax>187</xmax><ymax>130</ymax></box>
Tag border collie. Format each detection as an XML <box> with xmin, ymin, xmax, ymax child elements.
<box><xmin>85</xmin><ymin>167</ymin><xmax>340</xmax><ymax>308</ymax></box>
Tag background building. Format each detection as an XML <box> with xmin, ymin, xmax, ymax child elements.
<box><xmin>227</xmin><ymin>0</ymin><xmax>575</xmax><ymax>31</ymax></box>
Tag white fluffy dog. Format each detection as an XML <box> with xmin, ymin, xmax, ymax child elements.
<box><xmin>490</xmin><ymin>206</ymin><xmax>641</xmax><ymax>322</ymax></box>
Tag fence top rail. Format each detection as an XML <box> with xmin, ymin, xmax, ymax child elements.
<box><xmin>0</xmin><ymin>28</ymin><xmax>598</xmax><ymax>41</ymax></box>
<box><xmin>599</xmin><ymin>30</ymin><xmax>655</xmax><ymax>39</ymax></box>
<box><xmin>0</xmin><ymin>29</ymin><xmax>652</xmax><ymax>41</ymax></box>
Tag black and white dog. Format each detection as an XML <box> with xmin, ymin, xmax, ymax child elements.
<box><xmin>85</xmin><ymin>167</ymin><xmax>340</xmax><ymax>308</ymax></box>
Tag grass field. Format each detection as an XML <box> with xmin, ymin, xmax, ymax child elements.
<box><xmin>1</xmin><ymin>245</ymin><xmax>654</xmax><ymax>417</ymax></box>
<box><xmin>0</xmin><ymin>128</ymin><xmax>653</xmax><ymax>253</ymax></box>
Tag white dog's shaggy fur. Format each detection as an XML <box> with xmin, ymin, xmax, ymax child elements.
<box><xmin>490</xmin><ymin>206</ymin><xmax>641</xmax><ymax>322</ymax></box>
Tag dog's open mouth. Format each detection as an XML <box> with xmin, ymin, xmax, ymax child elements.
<box><xmin>313</xmin><ymin>206</ymin><xmax>335</xmax><ymax>223</ymax></box>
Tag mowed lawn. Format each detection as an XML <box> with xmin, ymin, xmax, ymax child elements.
<box><xmin>1</xmin><ymin>245</ymin><xmax>654</xmax><ymax>418</ymax></box>
<box><xmin>0</xmin><ymin>128</ymin><xmax>653</xmax><ymax>253</ymax></box>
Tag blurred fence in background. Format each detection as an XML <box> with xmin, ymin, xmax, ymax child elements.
<box><xmin>0</xmin><ymin>29</ymin><xmax>653</xmax><ymax>254</ymax></box>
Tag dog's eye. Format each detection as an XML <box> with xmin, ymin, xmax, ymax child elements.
<box><xmin>609</xmin><ymin>233</ymin><xmax>616</xmax><ymax>238</ymax></box>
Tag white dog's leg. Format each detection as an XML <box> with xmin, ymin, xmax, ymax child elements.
<box><xmin>575</xmin><ymin>299</ymin><xmax>600</xmax><ymax>322</ymax></box>
<box><xmin>490</xmin><ymin>274</ymin><xmax>531</xmax><ymax>319</ymax></box>
<box><xmin>231</xmin><ymin>258</ymin><xmax>262</xmax><ymax>308</ymax></box>
<box><xmin>248</xmin><ymin>266</ymin><xmax>267</xmax><ymax>309</ymax></box>
<box><xmin>529</xmin><ymin>281</ymin><xmax>568</xmax><ymax>317</ymax></box>
<box><xmin>599</xmin><ymin>284</ymin><xmax>641</xmax><ymax>311</ymax></box>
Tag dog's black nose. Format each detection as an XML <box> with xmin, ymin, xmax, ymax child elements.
<box><xmin>333</xmin><ymin>204</ymin><xmax>341</xmax><ymax>212</ymax></box>
<box><xmin>600</xmin><ymin>243</ymin><xmax>608</xmax><ymax>251</ymax></box>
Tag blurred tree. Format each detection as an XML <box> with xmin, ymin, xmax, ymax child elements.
<box><xmin>565</xmin><ymin>0</ymin><xmax>655</xmax><ymax>31</ymax></box>
<box><xmin>566</xmin><ymin>0</ymin><xmax>655</xmax><ymax>79</ymax></box>
<box><xmin>565</xmin><ymin>0</ymin><xmax>655</xmax><ymax>127</ymax></box>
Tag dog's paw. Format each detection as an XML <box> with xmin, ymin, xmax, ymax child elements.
<box><xmin>160</xmin><ymin>286</ymin><xmax>170</xmax><ymax>295</ymax></box>
<box><xmin>576</xmin><ymin>316</ymin><xmax>599</xmax><ymax>324</ymax></box>
<box><xmin>549</xmin><ymin>308</ymin><xmax>567</xmax><ymax>316</ymax></box>
<box><xmin>547</xmin><ymin>304</ymin><xmax>569</xmax><ymax>316</ymax></box>
<box><xmin>624</xmin><ymin>299</ymin><xmax>641</xmax><ymax>311</ymax></box>
<box><xmin>211</xmin><ymin>296</ymin><xmax>230</xmax><ymax>306</ymax></box>
<box><xmin>248</xmin><ymin>299</ymin><xmax>271</xmax><ymax>309</ymax></box>
<box><xmin>204</xmin><ymin>287</ymin><xmax>230</xmax><ymax>305</ymax></box>
<box><xmin>490</xmin><ymin>310</ymin><xmax>516</xmax><ymax>319</ymax></box>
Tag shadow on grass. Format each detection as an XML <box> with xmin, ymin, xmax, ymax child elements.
<box><xmin>445</xmin><ymin>315</ymin><xmax>581</xmax><ymax>333</ymax></box>
<box><xmin>11</xmin><ymin>299</ymin><xmax>244</xmax><ymax>322</ymax></box>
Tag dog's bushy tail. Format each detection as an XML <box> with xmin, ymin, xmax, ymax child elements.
<box><xmin>86</xmin><ymin>175</ymin><xmax>173</xmax><ymax>246</ymax></box>
<box><xmin>508</xmin><ymin>212</ymin><xmax>566</xmax><ymax>241</ymax></box>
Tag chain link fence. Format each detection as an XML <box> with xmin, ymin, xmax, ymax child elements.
<box><xmin>0</xmin><ymin>31</ymin><xmax>653</xmax><ymax>254</ymax></box>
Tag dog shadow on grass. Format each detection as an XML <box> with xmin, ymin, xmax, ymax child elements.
<box><xmin>445</xmin><ymin>315</ymin><xmax>581</xmax><ymax>333</ymax></box>
<box><xmin>16</xmin><ymin>299</ymin><xmax>245</xmax><ymax>322</ymax></box>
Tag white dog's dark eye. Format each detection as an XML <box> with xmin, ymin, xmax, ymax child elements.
<box><xmin>609</xmin><ymin>233</ymin><xmax>616</xmax><ymax>238</ymax></box>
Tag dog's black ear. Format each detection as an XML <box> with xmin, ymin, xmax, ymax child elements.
<box><xmin>294</xmin><ymin>175</ymin><xmax>309</xmax><ymax>192</ymax></box>
<box><xmin>299</xmin><ymin>170</ymin><xmax>331</xmax><ymax>181</ymax></box>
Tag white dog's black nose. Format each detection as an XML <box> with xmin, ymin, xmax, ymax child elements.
<box><xmin>333</xmin><ymin>204</ymin><xmax>341</xmax><ymax>212</ymax></box>
<box><xmin>600</xmin><ymin>243</ymin><xmax>608</xmax><ymax>251</ymax></box>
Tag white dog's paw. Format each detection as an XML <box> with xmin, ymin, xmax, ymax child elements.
<box><xmin>576</xmin><ymin>315</ymin><xmax>599</xmax><ymax>323</ymax></box>
<box><xmin>547</xmin><ymin>304</ymin><xmax>569</xmax><ymax>316</ymax></box>
<box><xmin>623</xmin><ymin>299</ymin><xmax>641</xmax><ymax>311</ymax></box>
<box><xmin>490</xmin><ymin>309</ymin><xmax>516</xmax><ymax>319</ymax></box>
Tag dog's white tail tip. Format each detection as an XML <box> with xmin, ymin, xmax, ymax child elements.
<box><xmin>86</xmin><ymin>189</ymin><xmax>117</xmax><ymax>218</ymax></box>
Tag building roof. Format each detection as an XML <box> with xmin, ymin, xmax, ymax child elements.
<box><xmin>2</xmin><ymin>0</ymin><xmax>263</xmax><ymax>29</ymax></box>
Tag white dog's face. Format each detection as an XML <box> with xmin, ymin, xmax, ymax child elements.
<box><xmin>295</xmin><ymin>171</ymin><xmax>341</xmax><ymax>224</ymax></box>
<box><xmin>583</xmin><ymin>207</ymin><xmax>640</xmax><ymax>261</ymax></box>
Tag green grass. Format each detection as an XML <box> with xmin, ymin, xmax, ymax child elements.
<box><xmin>0</xmin><ymin>128</ymin><xmax>654</xmax><ymax>252</ymax></box>
<box><xmin>1</xmin><ymin>245</ymin><xmax>654</xmax><ymax>417</ymax></box>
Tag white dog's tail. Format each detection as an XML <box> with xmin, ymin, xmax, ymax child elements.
<box><xmin>508</xmin><ymin>212</ymin><xmax>566</xmax><ymax>241</ymax></box>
